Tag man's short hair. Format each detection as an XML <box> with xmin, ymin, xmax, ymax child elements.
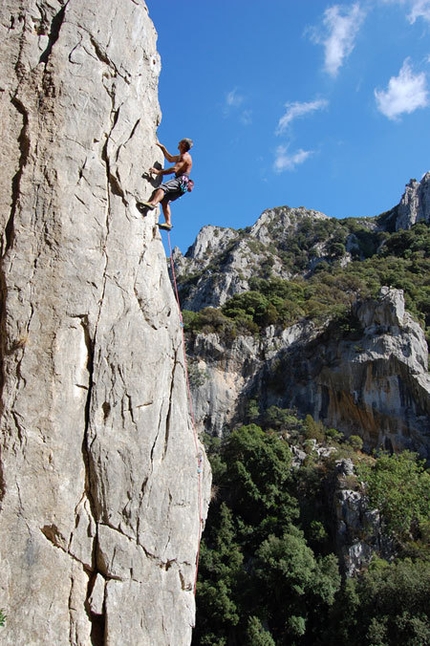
<box><xmin>181</xmin><ymin>138</ymin><xmax>193</xmax><ymax>151</ymax></box>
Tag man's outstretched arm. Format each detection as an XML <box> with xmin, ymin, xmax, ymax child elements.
<box><xmin>156</xmin><ymin>142</ymin><xmax>179</xmax><ymax>163</ymax></box>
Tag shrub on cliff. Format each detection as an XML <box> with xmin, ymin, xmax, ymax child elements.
<box><xmin>356</xmin><ymin>451</ymin><xmax>430</xmax><ymax>548</ymax></box>
<box><xmin>329</xmin><ymin>559</ymin><xmax>430</xmax><ymax>646</ymax></box>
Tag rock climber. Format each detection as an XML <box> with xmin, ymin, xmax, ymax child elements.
<box><xmin>139</xmin><ymin>138</ymin><xmax>194</xmax><ymax>231</ymax></box>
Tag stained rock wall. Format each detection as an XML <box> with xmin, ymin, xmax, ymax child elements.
<box><xmin>189</xmin><ymin>289</ymin><xmax>430</xmax><ymax>457</ymax></box>
<box><xmin>0</xmin><ymin>2</ymin><xmax>209</xmax><ymax>644</ymax></box>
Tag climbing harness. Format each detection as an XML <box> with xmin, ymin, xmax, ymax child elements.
<box><xmin>179</xmin><ymin>176</ymin><xmax>195</xmax><ymax>195</ymax></box>
<box><xmin>167</xmin><ymin>231</ymin><xmax>204</xmax><ymax>596</ymax></box>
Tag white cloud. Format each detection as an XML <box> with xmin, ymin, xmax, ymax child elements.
<box><xmin>380</xmin><ymin>0</ymin><xmax>430</xmax><ymax>23</ymax></box>
<box><xmin>374</xmin><ymin>58</ymin><xmax>429</xmax><ymax>119</ymax></box>
<box><xmin>276</xmin><ymin>99</ymin><xmax>329</xmax><ymax>134</ymax></box>
<box><xmin>225</xmin><ymin>88</ymin><xmax>244</xmax><ymax>109</ymax></box>
<box><xmin>408</xmin><ymin>0</ymin><xmax>430</xmax><ymax>23</ymax></box>
<box><xmin>240</xmin><ymin>109</ymin><xmax>253</xmax><ymax>126</ymax></box>
<box><xmin>274</xmin><ymin>146</ymin><xmax>313</xmax><ymax>172</ymax></box>
<box><xmin>223</xmin><ymin>88</ymin><xmax>252</xmax><ymax>125</ymax></box>
<box><xmin>310</xmin><ymin>3</ymin><xmax>366</xmax><ymax>77</ymax></box>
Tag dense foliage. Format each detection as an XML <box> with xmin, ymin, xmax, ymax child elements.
<box><xmin>193</xmin><ymin>415</ymin><xmax>430</xmax><ymax>646</ymax></box>
<box><xmin>329</xmin><ymin>559</ymin><xmax>430</xmax><ymax>646</ymax></box>
<box><xmin>193</xmin><ymin>424</ymin><xmax>341</xmax><ymax>645</ymax></box>
<box><xmin>357</xmin><ymin>452</ymin><xmax>430</xmax><ymax>549</ymax></box>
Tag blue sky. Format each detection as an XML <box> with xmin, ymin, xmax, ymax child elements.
<box><xmin>145</xmin><ymin>1</ymin><xmax>430</xmax><ymax>254</ymax></box>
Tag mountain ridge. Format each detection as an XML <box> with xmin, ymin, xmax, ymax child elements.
<box><xmin>174</xmin><ymin>172</ymin><xmax>430</xmax><ymax>311</ymax></box>
<box><xmin>178</xmin><ymin>173</ymin><xmax>430</xmax><ymax>458</ymax></box>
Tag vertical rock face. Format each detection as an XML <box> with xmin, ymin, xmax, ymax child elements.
<box><xmin>189</xmin><ymin>289</ymin><xmax>430</xmax><ymax>456</ymax></box>
<box><xmin>0</xmin><ymin>2</ymin><xmax>209</xmax><ymax>644</ymax></box>
<box><xmin>396</xmin><ymin>172</ymin><xmax>430</xmax><ymax>230</ymax></box>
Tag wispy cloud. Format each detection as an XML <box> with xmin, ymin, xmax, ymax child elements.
<box><xmin>374</xmin><ymin>58</ymin><xmax>429</xmax><ymax>119</ymax></box>
<box><xmin>240</xmin><ymin>110</ymin><xmax>253</xmax><ymax>126</ymax></box>
<box><xmin>276</xmin><ymin>99</ymin><xmax>329</xmax><ymax>134</ymax></box>
<box><xmin>408</xmin><ymin>0</ymin><xmax>430</xmax><ymax>22</ymax></box>
<box><xmin>273</xmin><ymin>98</ymin><xmax>327</xmax><ymax>171</ymax></box>
<box><xmin>273</xmin><ymin>146</ymin><xmax>313</xmax><ymax>172</ymax></box>
<box><xmin>225</xmin><ymin>88</ymin><xmax>244</xmax><ymax>109</ymax></box>
<box><xmin>380</xmin><ymin>0</ymin><xmax>430</xmax><ymax>23</ymax></box>
<box><xmin>223</xmin><ymin>88</ymin><xmax>252</xmax><ymax>125</ymax></box>
<box><xmin>310</xmin><ymin>3</ymin><xmax>366</xmax><ymax>77</ymax></box>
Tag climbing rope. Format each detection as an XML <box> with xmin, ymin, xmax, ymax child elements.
<box><xmin>167</xmin><ymin>231</ymin><xmax>204</xmax><ymax>596</ymax></box>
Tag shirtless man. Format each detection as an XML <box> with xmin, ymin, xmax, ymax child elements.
<box><xmin>140</xmin><ymin>138</ymin><xmax>193</xmax><ymax>230</ymax></box>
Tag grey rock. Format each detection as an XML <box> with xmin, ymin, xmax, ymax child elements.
<box><xmin>333</xmin><ymin>464</ymin><xmax>392</xmax><ymax>576</ymax></box>
<box><xmin>190</xmin><ymin>288</ymin><xmax>430</xmax><ymax>457</ymax></box>
<box><xmin>396</xmin><ymin>172</ymin><xmax>430</xmax><ymax>230</ymax></box>
<box><xmin>174</xmin><ymin>206</ymin><xmax>329</xmax><ymax>310</ymax></box>
<box><xmin>175</xmin><ymin>173</ymin><xmax>430</xmax><ymax>311</ymax></box>
<box><xmin>0</xmin><ymin>2</ymin><xmax>210</xmax><ymax>644</ymax></box>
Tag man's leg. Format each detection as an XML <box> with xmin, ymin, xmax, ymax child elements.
<box><xmin>161</xmin><ymin>197</ymin><xmax>172</xmax><ymax>227</ymax></box>
<box><xmin>141</xmin><ymin>188</ymin><xmax>165</xmax><ymax>209</ymax></box>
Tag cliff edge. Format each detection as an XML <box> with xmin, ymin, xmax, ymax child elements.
<box><xmin>0</xmin><ymin>2</ymin><xmax>209</xmax><ymax>644</ymax></box>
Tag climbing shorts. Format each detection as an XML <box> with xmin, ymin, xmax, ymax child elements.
<box><xmin>159</xmin><ymin>175</ymin><xmax>191</xmax><ymax>202</ymax></box>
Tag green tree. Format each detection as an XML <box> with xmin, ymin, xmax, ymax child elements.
<box><xmin>349</xmin><ymin>559</ymin><xmax>430</xmax><ymax>646</ymax></box>
<box><xmin>253</xmin><ymin>529</ymin><xmax>340</xmax><ymax>642</ymax></box>
<box><xmin>246</xmin><ymin>616</ymin><xmax>276</xmax><ymax>646</ymax></box>
<box><xmin>195</xmin><ymin>503</ymin><xmax>243</xmax><ymax>644</ymax></box>
<box><xmin>357</xmin><ymin>451</ymin><xmax>430</xmax><ymax>544</ymax></box>
<box><xmin>222</xmin><ymin>425</ymin><xmax>298</xmax><ymax>537</ymax></box>
<box><xmin>194</xmin><ymin>426</ymin><xmax>341</xmax><ymax>645</ymax></box>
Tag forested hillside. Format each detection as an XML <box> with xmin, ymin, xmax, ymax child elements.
<box><xmin>183</xmin><ymin>178</ymin><xmax>430</xmax><ymax>645</ymax></box>
<box><xmin>193</xmin><ymin>414</ymin><xmax>430</xmax><ymax>645</ymax></box>
<box><xmin>183</xmin><ymin>218</ymin><xmax>430</xmax><ymax>350</ymax></box>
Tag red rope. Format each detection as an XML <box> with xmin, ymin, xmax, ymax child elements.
<box><xmin>167</xmin><ymin>232</ymin><xmax>204</xmax><ymax>595</ymax></box>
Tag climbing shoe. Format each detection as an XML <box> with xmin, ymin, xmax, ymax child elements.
<box><xmin>158</xmin><ymin>223</ymin><xmax>173</xmax><ymax>231</ymax></box>
<box><xmin>138</xmin><ymin>201</ymin><xmax>156</xmax><ymax>210</ymax></box>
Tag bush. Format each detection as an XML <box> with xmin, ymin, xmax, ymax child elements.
<box><xmin>348</xmin><ymin>435</ymin><xmax>364</xmax><ymax>451</ymax></box>
<box><xmin>304</xmin><ymin>415</ymin><xmax>325</xmax><ymax>442</ymax></box>
<box><xmin>357</xmin><ymin>451</ymin><xmax>430</xmax><ymax>544</ymax></box>
<box><xmin>324</xmin><ymin>558</ymin><xmax>430</xmax><ymax>646</ymax></box>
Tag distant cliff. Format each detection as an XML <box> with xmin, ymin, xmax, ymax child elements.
<box><xmin>188</xmin><ymin>288</ymin><xmax>430</xmax><ymax>456</ymax></box>
<box><xmin>177</xmin><ymin>174</ymin><xmax>430</xmax><ymax>458</ymax></box>
<box><xmin>174</xmin><ymin>172</ymin><xmax>430</xmax><ymax>310</ymax></box>
<box><xmin>0</xmin><ymin>2</ymin><xmax>209</xmax><ymax>644</ymax></box>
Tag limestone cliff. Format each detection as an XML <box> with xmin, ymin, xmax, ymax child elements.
<box><xmin>174</xmin><ymin>173</ymin><xmax>430</xmax><ymax>455</ymax></box>
<box><xmin>188</xmin><ymin>288</ymin><xmax>430</xmax><ymax>457</ymax></box>
<box><xmin>174</xmin><ymin>173</ymin><xmax>430</xmax><ymax>310</ymax></box>
<box><xmin>395</xmin><ymin>172</ymin><xmax>430</xmax><ymax>231</ymax></box>
<box><xmin>174</xmin><ymin>207</ymin><xmax>330</xmax><ymax>310</ymax></box>
<box><xmin>0</xmin><ymin>2</ymin><xmax>209</xmax><ymax>644</ymax></box>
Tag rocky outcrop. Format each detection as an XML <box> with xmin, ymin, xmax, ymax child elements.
<box><xmin>0</xmin><ymin>2</ymin><xmax>209</xmax><ymax>644</ymax></box>
<box><xmin>174</xmin><ymin>174</ymin><xmax>430</xmax><ymax>310</ymax></box>
<box><xmin>189</xmin><ymin>288</ymin><xmax>430</xmax><ymax>457</ymax></box>
<box><xmin>332</xmin><ymin>459</ymin><xmax>390</xmax><ymax>577</ymax></box>
<box><xmin>317</xmin><ymin>287</ymin><xmax>430</xmax><ymax>454</ymax></box>
<box><xmin>396</xmin><ymin>172</ymin><xmax>430</xmax><ymax>230</ymax></box>
<box><xmin>173</xmin><ymin>207</ymin><xmax>330</xmax><ymax>310</ymax></box>
<box><xmin>189</xmin><ymin>321</ymin><xmax>315</xmax><ymax>437</ymax></box>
